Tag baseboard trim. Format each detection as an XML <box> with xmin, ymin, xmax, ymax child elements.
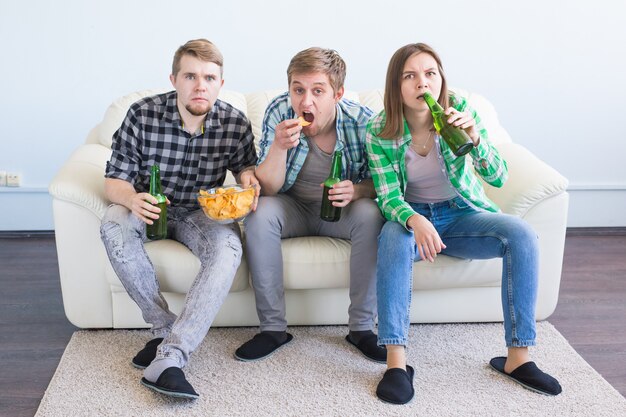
<box><xmin>1</xmin><ymin>228</ymin><xmax>625</xmax><ymax>239</ymax></box>
<box><xmin>566</xmin><ymin>227</ymin><xmax>626</xmax><ymax>237</ymax></box>
<box><xmin>0</xmin><ymin>230</ymin><xmax>55</xmax><ymax>238</ymax></box>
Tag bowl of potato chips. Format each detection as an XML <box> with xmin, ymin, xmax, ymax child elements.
<box><xmin>197</xmin><ymin>184</ymin><xmax>257</xmax><ymax>223</ymax></box>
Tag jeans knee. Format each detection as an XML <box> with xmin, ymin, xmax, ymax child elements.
<box><xmin>244</xmin><ymin>197</ymin><xmax>282</xmax><ymax>234</ymax></box>
<box><xmin>225</xmin><ymin>231</ymin><xmax>243</xmax><ymax>257</ymax></box>
<box><xmin>378</xmin><ymin>221</ymin><xmax>412</xmax><ymax>253</ymax></box>
<box><xmin>506</xmin><ymin>218</ymin><xmax>538</xmax><ymax>250</ymax></box>
<box><xmin>100</xmin><ymin>221</ymin><xmax>127</xmax><ymax>263</ymax></box>
<box><xmin>379</xmin><ymin>220</ymin><xmax>409</xmax><ymax>241</ymax></box>
<box><xmin>350</xmin><ymin>199</ymin><xmax>384</xmax><ymax>230</ymax></box>
<box><xmin>208</xmin><ymin>227</ymin><xmax>243</xmax><ymax>261</ymax></box>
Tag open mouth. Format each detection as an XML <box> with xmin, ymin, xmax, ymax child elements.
<box><xmin>302</xmin><ymin>111</ymin><xmax>315</xmax><ymax>125</ymax></box>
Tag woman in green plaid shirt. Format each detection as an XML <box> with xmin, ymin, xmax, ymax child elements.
<box><xmin>366</xmin><ymin>43</ymin><xmax>561</xmax><ymax>404</ymax></box>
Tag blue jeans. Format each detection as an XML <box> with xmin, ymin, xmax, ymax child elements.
<box><xmin>377</xmin><ymin>196</ymin><xmax>538</xmax><ymax>348</ymax></box>
<box><xmin>100</xmin><ymin>205</ymin><xmax>242</xmax><ymax>367</ymax></box>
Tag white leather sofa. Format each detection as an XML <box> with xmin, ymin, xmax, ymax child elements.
<box><xmin>49</xmin><ymin>88</ymin><xmax>569</xmax><ymax>329</ymax></box>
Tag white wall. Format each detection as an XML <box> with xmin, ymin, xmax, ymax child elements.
<box><xmin>1</xmin><ymin>0</ymin><xmax>625</xmax><ymax>230</ymax></box>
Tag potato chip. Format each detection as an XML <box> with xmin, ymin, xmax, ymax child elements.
<box><xmin>197</xmin><ymin>185</ymin><xmax>256</xmax><ymax>222</ymax></box>
<box><xmin>298</xmin><ymin>116</ymin><xmax>311</xmax><ymax>127</ymax></box>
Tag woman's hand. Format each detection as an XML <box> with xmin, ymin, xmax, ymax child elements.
<box><xmin>445</xmin><ymin>107</ymin><xmax>480</xmax><ymax>145</ymax></box>
<box><xmin>406</xmin><ymin>213</ymin><xmax>446</xmax><ymax>262</ymax></box>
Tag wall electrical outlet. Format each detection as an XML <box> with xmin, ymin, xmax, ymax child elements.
<box><xmin>6</xmin><ymin>173</ymin><xmax>21</xmax><ymax>187</ymax></box>
<box><xmin>0</xmin><ymin>171</ymin><xmax>6</xmax><ymax>186</ymax></box>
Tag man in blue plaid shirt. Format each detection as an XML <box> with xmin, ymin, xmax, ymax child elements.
<box><xmin>100</xmin><ymin>39</ymin><xmax>259</xmax><ymax>399</ymax></box>
<box><xmin>235</xmin><ymin>48</ymin><xmax>386</xmax><ymax>364</ymax></box>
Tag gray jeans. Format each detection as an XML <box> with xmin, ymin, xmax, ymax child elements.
<box><xmin>100</xmin><ymin>205</ymin><xmax>242</xmax><ymax>367</ymax></box>
<box><xmin>243</xmin><ymin>194</ymin><xmax>384</xmax><ymax>332</ymax></box>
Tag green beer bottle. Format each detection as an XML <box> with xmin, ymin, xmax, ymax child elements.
<box><xmin>422</xmin><ymin>91</ymin><xmax>474</xmax><ymax>157</ymax></box>
<box><xmin>320</xmin><ymin>151</ymin><xmax>343</xmax><ymax>222</ymax></box>
<box><xmin>146</xmin><ymin>165</ymin><xmax>167</xmax><ymax>240</ymax></box>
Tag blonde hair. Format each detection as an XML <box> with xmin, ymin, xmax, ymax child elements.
<box><xmin>172</xmin><ymin>39</ymin><xmax>224</xmax><ymax>77</ymax></box>
<box><xmin>378</xmin><ymin>43</ymin><xmax>450</xmax><ymax>140</ymax></box>
<box><xmin>287</xmin><ymin>47</ymin><xmax>346</xmax><ymax>92</ymax></box>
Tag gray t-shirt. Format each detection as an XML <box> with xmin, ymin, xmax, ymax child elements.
<box><xmin>286</xmin><ymin>139</ymin><xmax>332</xmax><ymax>203</ymax></box>
<box><xmin>404</xmin><ymin>146</ymin><xmax>456</xmax><ymax>203</ymax></box>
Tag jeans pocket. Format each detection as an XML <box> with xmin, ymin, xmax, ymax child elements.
<box><xmin>451</xmin><ymin>196</ymin><xmax>470</xmax><ymax>210</ymax></box>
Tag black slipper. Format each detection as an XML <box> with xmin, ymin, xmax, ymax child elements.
<box><xmin>345</xmin><ymin>332</ymin><xmax>387</xmax><ymax>363</ymax></box>
<box><xmin>132</xmin><ymin>337</ymin><xmax>163</xmax><ymax>369</ymax></box>
<box><xmin>490</xmin><ymin>357</ymin><xmax>562</xmax><ymax>396</ymax></box>
<box><xmin>234</xmin><ymin>332</ymin><xmax>294</xmax><ymax>361</ymax></box>
<box><xmin>376</xmin><ymin>365</ymin><xmax>415</xmax><ymax>405</ymax></box>
<box><xmin>140</xmin><ymin>367</ymin><xmax>199</xmax><ymax>399</ymax></box>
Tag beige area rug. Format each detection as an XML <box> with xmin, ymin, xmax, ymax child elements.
<box><xmin>36</xmin><ymin>322</ymin><xmax>625</xmax><ymax>417</ymax></box>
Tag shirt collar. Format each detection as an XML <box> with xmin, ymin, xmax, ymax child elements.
<box><xmin>333</xmin><ymin>102</ymin><xmax>346</xmax><ymax>152</ymax></box>
<box><xmin>163</xmin><ymin>91</ymin><xmax>221</xmax><ymax>131</ymax></box>
<box><xmin>401</xmin><ymin>119</ymin><xmax>414</xmax><ymax>146</ymax></box>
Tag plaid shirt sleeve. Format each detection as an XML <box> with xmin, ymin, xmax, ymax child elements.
<box><xmin>365</xmin><ymin>114</ymin><xmax>416</xmax><ymax>227</ymax></box>
<box><xmin>227</xmin><ymin>116</ymin><xmax>258</xmax><ymax>175</ymax></box>
<box><xmin>105</xmin><ymin>104</ymin><xmax>143</xmax><ymax>184</ymax></box>
<box><xmin>353</xmin><ymin>104</ymin><xmax>374</xmax><ymax>182</ymax></box>
<box><xmin>257</xmin><ymin>95</ymin><xmax>287</xmax><ymax>165</ymax></box>
<box><xmin>456</xmin><ymin>97</ymin><xmax>508</xmax><ymax>187</ymax></box>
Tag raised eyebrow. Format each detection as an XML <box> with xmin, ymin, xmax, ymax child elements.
<box><xmin>291</xmin><ymin>81</ymin><xmax>328</xmax><ymax>87</ymax></box>
<box><xmin>183</xmin><ymin>72</ymin><xmax>218</xmax><ymax>78</ymax></box>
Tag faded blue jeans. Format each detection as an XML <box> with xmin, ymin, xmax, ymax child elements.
<box><xmin>100</xmin><ymin>204</ymin><xmax>242</xmax><ymax>367</ymax></box>
<box><xmin>377</xmin><ymin>196</ymin><xmax>539</xmax><ymax>348</ymax></box>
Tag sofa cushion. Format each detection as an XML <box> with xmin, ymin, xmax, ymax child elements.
<box><xmin>282</xmin><ymin>236</ymin><xmax>501</xmax><ymax>291</ymax></box>
<box><xmin>105</xmin><ymin>235</ymin><xmax>501</xmax><ymax>296</ymax></box>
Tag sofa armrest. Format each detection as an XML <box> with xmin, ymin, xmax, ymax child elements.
<box><xmin>484</xmin><ymin>143</ymin><xmax>569</xmax><ymax>217</ymax></box>
<box><xmin>48</xmin><ymin>144</ymin><xmax>112</xmax><ymax>219</ymax></box>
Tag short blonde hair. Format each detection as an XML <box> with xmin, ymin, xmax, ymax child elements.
<box><xmin>172</xmin><ymin>39</ymin><xmax>224</xmax><ymax>77</ymax></box>
<box><xmin>287</xmin><ymin>47</ymin><xmax>346</xmax><ymax>92</ymax></box>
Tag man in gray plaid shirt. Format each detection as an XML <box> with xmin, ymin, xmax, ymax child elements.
<box><xmin>100</xmin><ymin>39</ymin><xmax>259</xmax><ymax>399</ymax></box>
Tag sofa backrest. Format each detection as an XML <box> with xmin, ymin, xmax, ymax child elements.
<box><xmin>87</xmin><ymin>88</ymin><xmax>512</xmax><ymax>151</ymax></box>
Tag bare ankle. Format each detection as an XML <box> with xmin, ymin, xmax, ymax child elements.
<box><xmin>505</xmin><ymin>347</ymin><xmax>530</xmax><ymax>373</ymax></box>
<box><xmin>386</xmin><ymin>345</ymin><xmax>406</xmax><ymax>370</ymax></box>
